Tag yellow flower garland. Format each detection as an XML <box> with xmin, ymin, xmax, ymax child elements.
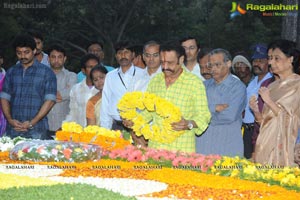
<box><xmin>117</xmin><ymin>91</ymin><xmax>184</xmax><ymax>143</ymax></box>
<box><xmin>61</xmin><ymin>122</ymin><xmax>122</xmax><ymax>138</ymax></box>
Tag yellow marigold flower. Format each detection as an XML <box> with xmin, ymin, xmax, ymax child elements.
<box><xmin>295</xmin><ymin>177</ymin><xmax>300</xmax><ymax>187</ymax></box>
<box><xmin>118</xmin><ymin>92</ymin><xmax>185</xmax><ymax>144</ymax></box>
<box><xmin>243</xmin><ymin>165</ymin><xmax>257</xmax><ymax>175</ymax></box>
<box><xmin>273</xmin><ymin>172</ymin><xmax>287</xmax><ymax>181</ymax></box>
<box><xmin>120</xmin><ymin>109</ymin><xmax>138</xmax><ymax>119</ymax></box>
<box><xmin>280</xmin><ymin>174</ymin><xmax>296</xmax><ymax>186</ymax></box>
<box><xmin>17</xmin><ymin>150</ymin><xmax>23</xmax><ymax>158</ymax></box>
<box><xmin>74</xmin><ymin>148</ymin><xmax>83</xmax><ymax>153</ymax></box>
<box><xmin>62</xmin><ymin>122</ymin><xmax>83</xmax><ymax>133</ymax></box>
<box><xmin>143</xmin><ymin>92</ymin><xmax>156</xmax><ymax>111</ymax></box>
<box><xmin>230</xmin><ymin>169</ymin><xmax>240</xmax><ymax>177</ymax></box>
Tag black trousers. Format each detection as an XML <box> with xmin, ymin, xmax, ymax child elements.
<box><xmin>112</xmin><ymin>120</ymin><xmax>126</xmax><ymax>131</ymax></box>
<box><xmin>45</xmin><ymin>130</ymin><xmax>56</xmax><ymax>140</ymax></box>
<box><xmin>243</xmin><ymin>123</ymin><xmax>254</xmax><ymax>159</ymax></box>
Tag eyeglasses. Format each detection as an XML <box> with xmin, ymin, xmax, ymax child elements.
<box><xmin>182</xmin><ymin>46</ymin><xmax>197</xmax><ymax>51</ymax></box>
<box><xmin>143</xmin><ymin>52</ymin><xmax>160</xmax><ymax>58</ymax></box>
<box><xmin>208</xmin><ymin>62</ymin><xmax>225</xmax><ymax>69</ymax></box>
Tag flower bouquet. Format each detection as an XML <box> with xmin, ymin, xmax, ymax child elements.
<box><xmin>118</xmin><ymin>91</ymin><xmax>185</xmax><ymax>143</ymax></box>
<box><xmin>9</xmin><ymin>140</ymin><xmax>102</xmax><ymax>162</ymax></box>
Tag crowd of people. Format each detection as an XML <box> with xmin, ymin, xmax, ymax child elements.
<box><xmin>0</xmin><ymin>31</ymin><xmax>300</xmax><ymax>167</ymax></box>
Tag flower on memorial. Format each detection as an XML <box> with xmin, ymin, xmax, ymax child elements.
<box><xmin>62</xmin><ymin>122</ymin><xmax>83</xmax><ymax>133</ymax></box>
<box><xmin>22</xmin><ymin>146</ymin><xmax>30</xmax><ymax>153</ymax></box>
<box><xmin>127</xmin><ymin>150</ymin><xmax>143</xmax><ymax>162</ymax></box>
<box><xmin>51</xmin><ymin>148</ymin><xmax>58</xmax><ymax>156</ymax></box>
<box><xmin>63</xmin><ymin>148</ymin><xmax>72</xmax><ymax>160</ymax></box>
<box><xmin>37</xmin><ymin>146</ymin><xmax>46</xmax><ymax>154</ymax></box>
<box><xmin>56</xmin><ymin>123</ymin><xmax>131</xmax><ymax>151</ymax></box>
<box><xmin>0</xmin><ymin>136</ymin><xmax>27</xmax><ymax>152</ymax></box>
<box><xmin>17</xmin><ymin>150</ymin><xmax>23</xmax><ymax>158</ymax></box>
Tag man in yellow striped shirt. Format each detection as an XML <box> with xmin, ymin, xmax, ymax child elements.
<box><xmin>144</xmin><ymin>43</ymin><xmax>211</xmax><ymax>152</ymax></box>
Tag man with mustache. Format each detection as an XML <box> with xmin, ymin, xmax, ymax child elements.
<box><xmin>197</xmin><ymin>48</ymin><xmax>213</xmax><ymax>80</ymax></box>
<box><xmin>127</xmin><ymin>43</ymin><xmax>211</xmax><ymax>152</ymax></box>
<box><xmin>232</xmin><ymin>54</ymin><xmax>254</xmax><ymax>86</ymax></box>
<box><xmin>242</xmin><ymin>44</ymin><xmax>272</xmax><ymax>159</ymax></box>
<box><xmin>0</xmin><ymin>34</ymin><xmax>57</xmax><ymax>139</ymax></box>
<box><xmin>196</xmin><ymin>48</ymin><xmax>246</xmax><ymax>156</ymax></box>
<box><xmin>100</xmin><ymin>41</ymin><xmax>146</xmax><ymax>130</ymax></box>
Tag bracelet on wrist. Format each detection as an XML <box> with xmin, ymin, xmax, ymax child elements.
<box><xmin>29</xmin><ymin>121</ymin><xmax>34</xmax><ymax>129</ymax></box>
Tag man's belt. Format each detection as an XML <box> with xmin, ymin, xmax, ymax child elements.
<box><xmin>113</xmin><ymin>120</ymin><xmax>123</xmax><ymax>126</ymax></box>
<box><xmin>242</xmin><ymin>123</ymin><xmax>254</xmax><ymax>130</ymax></box>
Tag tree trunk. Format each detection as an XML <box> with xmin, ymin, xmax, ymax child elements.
<box><xmin>281</xmin><ymin>0</ymin><xmax>298</xmax><ymax>44</ymax></box>
<box><xmin>297</xmin><ymin>0</ymin><xmax>300</xmax><ymax>48</ymax></box>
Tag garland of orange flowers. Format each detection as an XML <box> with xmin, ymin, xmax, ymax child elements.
<box><xmin>55</xmin><ymin>122</ymin><xmax>131</xmax><ymax>151</ymax></box>
<box><xmin>56</xmin><ymin>131</ymin><xmax>130</xmax><ymax>151</ymax></box>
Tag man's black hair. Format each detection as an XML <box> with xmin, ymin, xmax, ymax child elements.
<box><xmin>80</xmin><ymin>53</ymin><xmax>99</xmax><ymax>69</ymax></box>
<box><xmin>47</xmin><ymin>44</ymin><xmax>66</xmax><ymax>57</ymax></box>
<box><xmin>13</xmin><ymin>34</ymin><xmax>36</xmax><ymax>50</ymax></box>
<box><xmin>27</xmin><ymin>30</ymin><xmax>44</xmax><ymax>41</ymax></box>
<box><xmin>114</xmin><ymin>41</ymin><xmax>132</xmax><ymax>52</ymax></box>
<box><xmin>86</xmin><ymin>41</ymin><xmax>104</xmax><ymax>51</ymax></box>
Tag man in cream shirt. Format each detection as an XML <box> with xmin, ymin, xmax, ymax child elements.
<box><xmin>180</xmin><ymin>36</ymin><xmax>205</xmax><ymax>81</ymax></box>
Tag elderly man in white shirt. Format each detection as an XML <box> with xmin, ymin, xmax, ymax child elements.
<box><xmin>134</xmin><ymin>40</ymin><xmax>162</xmax><ymax>91</ymax></box>
<box><xmin>64</xmin><ymin>54</ymin><xmax>99</xmax><ymax>127</ymax></box>
<box><xmin>100</xmin><ymin>41</ymin><xmax>146</xmax><ymax>130</ymax></box>
<box><xmin>180</xmin><ymin>36</ymin><xmax>205</xmax><ymax>81</ymax></box>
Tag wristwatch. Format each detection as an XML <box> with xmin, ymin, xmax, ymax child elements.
<box><xmin>187</xmin><ymin>120</ymin><xmax>193</xmax><ymax>130</ymax></box>
<box><xmin>28</xmin><ymin>122</ymin><xmax>34</xmax><ymax>130</ymax></box>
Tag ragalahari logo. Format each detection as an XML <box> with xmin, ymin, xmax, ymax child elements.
<box><xmin>230</xmin><ymin>2</ymin><xmax>247</xmax><ymax>19</ymax></box>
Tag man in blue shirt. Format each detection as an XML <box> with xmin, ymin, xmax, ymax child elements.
<box><xmin>296</xmin><ymin>135</ymin><xmax>300</xmax><ymax>165</ymax></box>
<box><xmin>77</xmin><ymin>41</ymin><xmax>114</xmax><ymax>82</ymax></box>
<box><xmin>242</xmin><ymin>44</ymin><xmax>272</xmax><ymax>159</ymax></box>
<box><xmin>0</xmin><ymin>34</ymin><xmax>57</xmax><ymax>139</ymax></box>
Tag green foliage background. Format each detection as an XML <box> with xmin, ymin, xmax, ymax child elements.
<box><xmin>0</xmin><ymin>0</ymin><xmax>286</xmax><ymax>71</ymax></box>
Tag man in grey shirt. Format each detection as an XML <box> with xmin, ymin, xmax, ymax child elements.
<box><xmin>47</xmin><ymin>44</ymin><xmax>77</xmax><ymax>138</ymax></box>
